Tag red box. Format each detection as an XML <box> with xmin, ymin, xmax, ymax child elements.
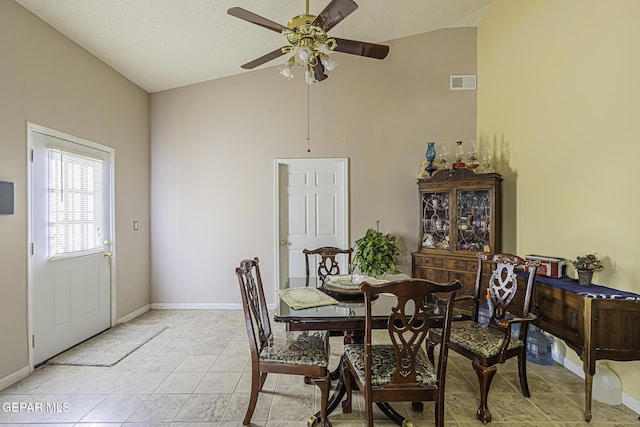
<box><xmin>525</xmin><ymin>255</ymin><xmax>566</xmax><ymax>278</ymax></box>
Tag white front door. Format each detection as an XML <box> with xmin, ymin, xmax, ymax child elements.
<box><xmin>29</xmin><ymin>124</ymin><xmax>113</xmax><ymax>365</ymax></box>
<box><xmin>275</xmin><ymin>158</ymin><xmax>349</xmax><ymax>288</ymax></box>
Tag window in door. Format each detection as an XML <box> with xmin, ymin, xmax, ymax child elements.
<box><xmin>48</xmin><ymin>148</ymin><xmax>104</xmax><ymax>259</ymax></box>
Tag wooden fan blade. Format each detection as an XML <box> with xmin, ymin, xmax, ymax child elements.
<box><xmin>227</xmin><ymin>7</ymin><xmax>287</xmax><ymax>33</ymax></box>
<box><xmin>313</xmin><ymin>0</ymin><xmax>358</xmax><ymax>33</ymax></box>
<box><xmin>313</xmin><ymin>62</ymin><xmax>328</xmax><ymax>82</ymax></box>
<box><xmin>333</xmin><ymin>38</ymin><xmax>389</xmax><ymax>59</ymax></box>
<box><xmin>241</xmin><ymin>47</ymin><xmax>287</xmax><ymax>69</ymax></box>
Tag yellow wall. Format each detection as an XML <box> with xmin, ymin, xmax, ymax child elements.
<box><xmin>478</xmin><ymin>0</ymin><xmax>640</xmax><ymax>404</ymax></box>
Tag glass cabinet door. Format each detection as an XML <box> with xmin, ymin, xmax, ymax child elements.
<box><xmin>456</xmin><ymin>189</ymin><xmax>492</xmax><ymax>252</ymax></box>
<box><xmin>420</xmin><ymin>191</ymin><xmax>450</xmax><ymax>250</ymax></box>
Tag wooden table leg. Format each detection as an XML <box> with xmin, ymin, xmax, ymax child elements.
<box><xmin>584</xmin><ymin>372</ymin><xmax>593</xmax><ymax>422</ymax></box>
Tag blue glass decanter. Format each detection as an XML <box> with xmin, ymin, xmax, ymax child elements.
<box><xmin>426</xmin><ymin>142</ymin><xmax>437</xmax><ymax>177</ymax></box>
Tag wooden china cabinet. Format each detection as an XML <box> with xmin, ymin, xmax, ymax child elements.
<box><xmin>411</xmin><ymin>168</ymin><xmax>502</xmax><ymax>314</ymax></box>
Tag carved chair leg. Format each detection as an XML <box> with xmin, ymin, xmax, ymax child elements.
<box><xmin>426</xmin><ymin>340</ymin><xmax>437</xmax><ymax>364</ymax></box>
<box><xmin>259</xmin><ymin>372</ymin><xmax>268</xmax><ymax>390</ymax></box>
<box><xmin>472</xmin><ymin>362</ymin><xmax>497</xmax><ymax>423</ymax></box>
<box><xmin>341</xmin><ymin>359</ymin><xmax>353</xmax><ymax>414</ymax></box>
<box><xmin>310</xmin><ymin>376</ymin><xmax>333</xmax><ymax>427</ymax></box>
<box><xmin>366</xmin><ymin>398</ymin><xmax>374</xmax><ymax>427</ymax></box>
<box><xmin>435</xmin><ymin>397</ymin><xmax>445</xmax><ymax>427</ymax></box>
<box><xmin>517</xmin><ymin>353</ymin><xmax>531</xmax><ymax>397</ymax></box>
<box><xmin>243</xmin><ymin>370</ymin><xmax>261</xmax><ymax>425</ymax></box>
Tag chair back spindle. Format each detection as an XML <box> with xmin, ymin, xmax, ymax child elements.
<box><xmin>303</xmin><ymin>246</ymin><xmax>353</xmax><ymax>285</ymax></box>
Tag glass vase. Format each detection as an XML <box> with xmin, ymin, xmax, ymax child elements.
<box><xmin>425</xmin><ymin>142</ymin><xmax>437</xmax><ymax>176</ymax></box>
<box><xmin>453</xmin><ymin>141</ymin><xmax>466</xmax><ymax>169</ymax></box>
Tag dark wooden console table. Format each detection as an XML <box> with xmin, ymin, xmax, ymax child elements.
<box><xmin>524</xmin><ymin>274</ymin><xmax>640</xmax><ymax>421</ymax></box>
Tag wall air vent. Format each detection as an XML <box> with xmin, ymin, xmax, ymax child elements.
<box><xmin>450</xmin><ymin>75</ymin><xmax>477</xmax><ymax>91</ymax></box>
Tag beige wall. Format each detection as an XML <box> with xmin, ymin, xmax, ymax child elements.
<box><xmin>150</xmin><ymin>28</ymin><xmax>478</xmax><ymax>304</ymax></box>
<box><xmin>478</xmin><ymin>0</ymin><xmax>640</xmax><ymax>405</ymax></box>
<box><xmin>0</xmin><ymin>1</ymin><xmax>150</xmax><ymax>381</ymax></box>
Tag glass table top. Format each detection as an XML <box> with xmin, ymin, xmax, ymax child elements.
<box><xmin>275</xmin><ymin>276</ymin><xmax>454</xmax><ymax>325</ymax></box>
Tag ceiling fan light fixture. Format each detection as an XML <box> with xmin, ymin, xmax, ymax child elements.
<box><xmin>297</xmin><ymin>46</ymin><xmax>311</xmax><ymax>62</ymax></box>
<box><xmin>305</xmin><ymin>68</ymin><xmax>317</xmax><ymax>84</ymax></box>
<box><xmin>279</xmin><ymin>62</ymin><xmax>295</xmax><ymax>80</ymax></box>
<box><xmin>320</xmin><ymin>54</ymin><xmax>337</xmax><ymax>72</ymax></box>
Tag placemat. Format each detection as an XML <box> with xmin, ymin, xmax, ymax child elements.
<box><xmin>277</xmin><ymin>287</ymin><xmax>340</xmax><ymax>310</ymax></box>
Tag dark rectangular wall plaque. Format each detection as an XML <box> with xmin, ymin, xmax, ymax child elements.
<box><xmin>0</xmin><ymin>181</ymin><xmax>15</xmax><ymax>215</ymax></box>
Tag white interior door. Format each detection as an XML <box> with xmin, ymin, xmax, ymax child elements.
<box><xmin>29</xmin><ymin>125</ymin><xmax>113</xmax><ymax>365</ymax></box>
<box><xmin>275</xmin><ymin>158</ymin><xmax>349</xmax><ymax>287</ymax></box>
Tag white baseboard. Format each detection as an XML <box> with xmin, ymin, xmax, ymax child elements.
<box><xmin>0</xmin><ymin>366</ymin><xmax>30</xmax><ymax>392</ymax></box>
<box><xmin>623</xmin><ymin>394</ymin><xmax>640</xmax><ymax>416</ymax></box>
<box><xmin>150</xmin><ymin>302</ymin><xmax>243</xmax><ymax>310</ymax></box>
<box><xmin>117</xmin><ymin>304</ymin><xmax>150</xmax><ymax>324</ymax></box>
<box><xmin>553</xmin><ymin>351</ymin><xmax>640</xmax><ymax>416</ymax></box>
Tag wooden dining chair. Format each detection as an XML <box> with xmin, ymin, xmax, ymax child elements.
<box><xmin>426</xmin><ymin>253</ymin><xmax>539</xmax><ymax>423</ymax></box>
<box><xmin>235</xmin><ymin>257</ymin><xmax>333</xmax><ymax>426</ymax></box>
<box><xmin>303</xmin><ymin>246</ymin><xmax>353</xmax><ymax>285</ymax></box>
<box><xmin>341</xmin><ymin>278</ymin><xmax>462</xmax><ymax>427</ymax></box>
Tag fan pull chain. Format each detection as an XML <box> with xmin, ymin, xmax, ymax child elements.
<box><xmin>306</xmin><ymin>83</ymin><xmax>311</xmax><ymax>152</ymax></box>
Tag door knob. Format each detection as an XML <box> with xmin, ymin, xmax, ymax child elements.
<box><xmin>104</xmin><ymin>252</ymin><xmax>112</xmax><ymax>258</ymax></box>
<box><xmin>281</xmin><ymin>240</ymin><xmax>288</xmax><ymax>245</ymax></box>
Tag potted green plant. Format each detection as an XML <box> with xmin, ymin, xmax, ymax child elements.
<box><xmin>571</xmin><ymin>253</ymin><xmax>604</xmax><ymax>286</ymax></box>
<box><xmin>353</xmin><ymin>228</ymin><xmax>401</xmax><ymax>277</ymax></box>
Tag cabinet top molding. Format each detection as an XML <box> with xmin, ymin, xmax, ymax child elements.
<box><xmin>418</xmin><ymin>168</ymin><xmax>502</xmax><ymax>183</ymax></box>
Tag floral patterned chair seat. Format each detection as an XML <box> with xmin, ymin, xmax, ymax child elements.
<box><xmin>344</xmin><ymin>344</ymin><xmax>437</xmax><ymax>387</ymax></box>
<box><xmin>260</xmin><ymin>330</ymin><xmax>330</xmax><ymax>367</ymax></box>
<box><xmin>432</xmin><ymin>321</ymin><xmax>524</xmax><ymax>359</ymax></box>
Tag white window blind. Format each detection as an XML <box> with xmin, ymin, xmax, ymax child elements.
<box><xmin>48</xmin><ymin>148</ymin><xmax>104</xmax><ymax>258</ymax></box>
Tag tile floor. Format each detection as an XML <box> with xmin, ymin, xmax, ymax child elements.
<box><xmin>1</xmin><ymin>309</ymin><xmax>639</xmax><ymax>426</ymax></box>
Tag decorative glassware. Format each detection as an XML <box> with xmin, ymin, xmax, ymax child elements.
<box><xmin>467</xmin><ymin>140</ymin><xmax>479</xmax><ymax>169</ymax></box>
<box><xmin>438</xmin><ymin>143</ymin><xmax>449</xmax><ymax>170</ymax></box>
<box><xmin>482</xmin><ymin>146</ymin><xmax>494</xmax><ymax>172</ymax></box>
<box><xmin>453</xmin><ymin>141</ymin><xmax>466</xmax><ymax>169</ymax></box>
<box><xmin>425</xmin><ymin>142</ymin><xmax>437</xmax><ymax>177</ymax></box>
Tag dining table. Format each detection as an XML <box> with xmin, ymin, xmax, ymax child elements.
<box><xmin>274</xmin><ymin>274</ymin><xmax>453</xmax><ymax>426</ymax></box>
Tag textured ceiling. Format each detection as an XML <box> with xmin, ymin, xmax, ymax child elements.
<box><xmin>15</xmin><ymin>0</ymin><xmax>491</xmax><ymax>93</ymax></box>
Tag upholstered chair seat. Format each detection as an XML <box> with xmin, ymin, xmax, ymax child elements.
<box><xmin>344</xmin><ymin>344</ymin><xmax>437</xmax><ymax>387</ymax></box>
<box><xmin>260</xmin><ymin>330</ymin><xmax>330</xmax><ymax>367</ymax></box>
<box><xmin>432</xmin><ymin>321</ymin><xmax>524</xmax><ymax>358</ymax></box>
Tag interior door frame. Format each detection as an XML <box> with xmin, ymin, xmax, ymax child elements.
<box><xmin>274</xmin><ymin>157</ymin><xmax>349</xmax><ymax>296</ymax></box>
<box><xmin>26</xmin><ymin>121</ymin><xmax>117</xmax><ymax>370</ymax></box>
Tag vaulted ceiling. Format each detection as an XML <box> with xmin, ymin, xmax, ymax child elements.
<box><xmin>15</xmin><ymin>0</ymin><xmax>491</xmax><ymax>93</ymax></box>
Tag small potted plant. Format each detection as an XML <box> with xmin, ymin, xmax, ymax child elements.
<box><xmin>353</xmin><ymin>228</ymin><xmax>401</xmax><ymax>277</ymax></box>
<box><xmin>571</xmin><ymin>253</ymin><xmax>604</xmax><ymax>286</ymax></box>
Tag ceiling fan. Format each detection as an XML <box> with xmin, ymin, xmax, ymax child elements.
<box><xmin>227</xmin><ymin>0</ymin><xmax>389</xmax><ymax>83</ymax></box>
